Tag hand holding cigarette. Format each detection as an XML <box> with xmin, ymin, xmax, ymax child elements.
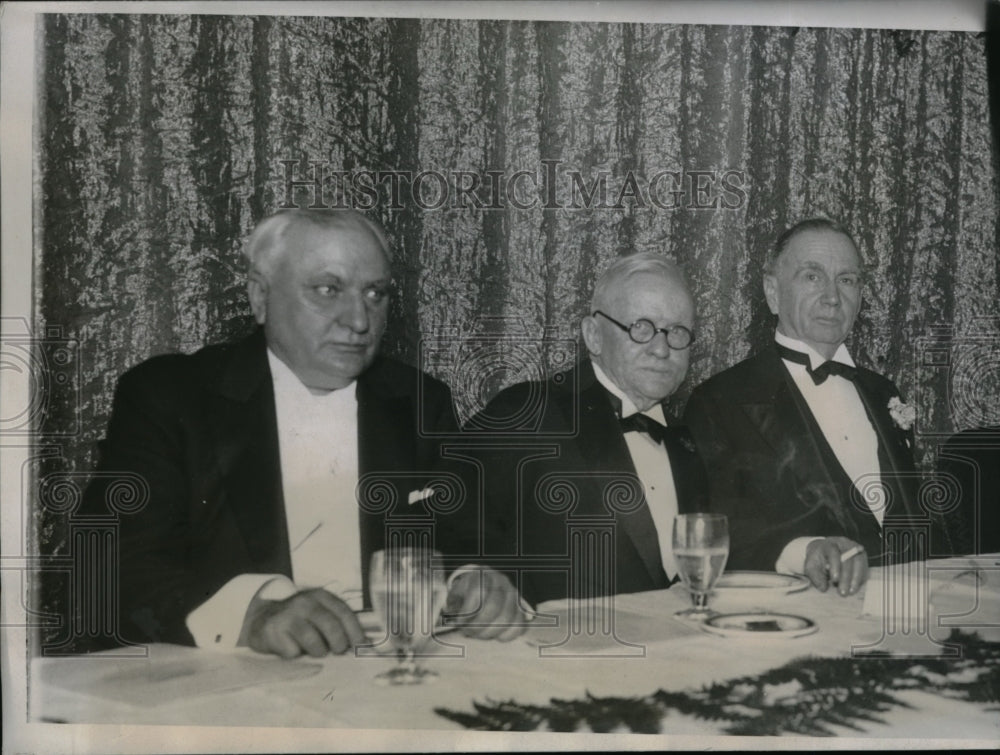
<box><xmin>804</xmin><ymin>538</ymin><xmax>869</xmax><ymax>596</ymax></box>
<box><xmin>839</xmin><ymin>545</ymin><xmax>864</xmax><ymax>563</ymax></box>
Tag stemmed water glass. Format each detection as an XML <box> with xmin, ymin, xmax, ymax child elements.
<box><xmin>369</xmin><ymin>546</ymin><xmax>448</xmax><ymax>685</ymax></box>
<box><xmin>672</xmin><ymin>513</ymin><xmax>730</xmax><ymax>618</ymax></box>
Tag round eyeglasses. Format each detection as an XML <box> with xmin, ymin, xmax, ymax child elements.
<box><xmin>593</xmin><ymin>310</ymin><xmax>694</xmax><ymax>349</ymax></box>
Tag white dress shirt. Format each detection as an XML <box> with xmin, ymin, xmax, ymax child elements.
<box><xmin>185</xmin><ymin>349</ymin><xmax>363</xmax><ymax>649</ymax></box>
<box><xmin>591</xmin><ymin>362</ymin><xmax>681</xmax><ymax>580</ymax></box>
<box><xmin>773</xmin><ymin>331</ymin><xmax>885</xmax><ymax>574</ymax></box>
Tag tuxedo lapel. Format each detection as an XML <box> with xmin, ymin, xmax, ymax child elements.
<box><xmin>661</xmin><ymin>426</ymin><xmax>708</xmax><ymax>514</ymax></box>
<box><xmin>571</xmin><ymin>363</ymin><xmax>667</xmax><ymax>588</ymax></box>
<box><xmin>573</xmin><ymin>370</ymin><xmax>637</xmax><ymax>494</ymax></box>
<box><xmin>740</xmin><ymin>349</ymin><xmax>881</xmax><ymax>544</ymax></box>
<box><xmin>356</xmin><ymin>360</ymin><xmax>430</xmax><ymax>604</ymax></box>
<box><xmin>852</xmin><ymin>371</ymin><xmax>917</xmax><ymax>518</ymax></box>
<box><xmin>738</xmin><ymin>350</ymin><xmax>827</xmax><ymax>466</ymax></box>
<box><xmin>780</xmin><ymin>366</ymin><xmax>884</xmax><ymax>547</ymax></box>
<box><xmin>205</xmin><ymin>330</ymin><xmax>292</xmax><ymax>576</ymax></box>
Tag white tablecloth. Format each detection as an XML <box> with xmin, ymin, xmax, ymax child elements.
<box><xmin>27</xmin><ymin>556</ymin><xmax>1000</xmax><ymax>746</ymax></box>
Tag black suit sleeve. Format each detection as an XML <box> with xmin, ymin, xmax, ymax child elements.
<box><xmin>79</xmin><ymin>362</ymin><xmax>205</xmax><ymax>648</ymax></box>
<box><xmin>447</xmin><ymin>383</ymin><xmax>549</xmax><ymax>605</ymax></box>
<box><xmin>683</xmin><ymin>386</ymin><xmax>812</xmax><ymax>571</ymax></box>
<box><xmin>683</xmin><ymin>385</ymin><xmax>790</xmax><ymax>570</ymax></box>
<box><xmin>392</xmin><ymin>368</ymin><xmax>500</xmax><ymax>571</ymax></box>
<box><xmin>936</xmin><ymin>428</ymin><xmax>1000</xmax><ymax>555</ymax></box>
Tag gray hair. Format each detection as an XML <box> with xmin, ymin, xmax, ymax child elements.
<box><xmin>591</xmin><ymin>253</ymin><xmax>689</xmax><ymax>312</ymax></box>
<box><xmin>244</xmin><ymin>209</ymin><xmax>391</xmax><ymax>279</ymax></box>
<box><xmin>764</xmin><ymin>217</ymin><xmax>860</xmax><ymax>275</ymax></box>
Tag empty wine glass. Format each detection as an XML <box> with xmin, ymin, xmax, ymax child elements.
<box><xmin>369</xmin><ymin>546</ymin><xmax>448</xmax><ymax>685</ymax></box>
<box><xmin>672</xmin><ymin>513</ymin><xmax>730</xmax><ymax>618</ymax></box>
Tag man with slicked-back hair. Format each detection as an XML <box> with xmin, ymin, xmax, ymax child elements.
<box><xmin>81</xmin><ymin>209</ymin><xmax>526</xmax><ymax>659</ymax></box>
<box><xmin>684</xmin><ymin>218</ymin><xmax>927</xmax><ymax>597</ymax></box>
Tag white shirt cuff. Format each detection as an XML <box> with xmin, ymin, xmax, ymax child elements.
<box><xmin>185</xmin><ymin>574</ymin><xmax>296</xmax><ymax>650</ymax></box>
<box><xmin>446</xmin><ymin>564</ymin><xmax>482</xmax><ymax>589</ymax></box>
<box><xmin>775</xmin><ymin>537</ymin><xmax>824</xmax><ymax>575</ymax></box>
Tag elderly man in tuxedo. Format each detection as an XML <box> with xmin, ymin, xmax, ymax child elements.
<box><xmin>468</xmin><ymin>254</ymin><xmax>709</xmax><ymax>606</ymax></box>
<box><xmin>81</xmin><ymin>209</ymin><xmax>524</xmax><ymax>658</ymax></box>
<box><xmin>683</xmin><ymin>218</ymin><xmax>922</xmax><ymax>596</ymax></box>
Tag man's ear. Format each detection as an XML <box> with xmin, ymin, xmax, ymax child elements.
<box><xmin>247</xmin><ymin>272</ymin><xmax>268</xmax><ymax>325</ymax></box>
<box><xmin>762</xmin><ymin>273</ymin><xmax>779</xmax><ymax>316</ymax></box>
<box><xmin>581</xmin><ymin>315</ymin><xmax>601</xmax><ymax>357</ymax></box>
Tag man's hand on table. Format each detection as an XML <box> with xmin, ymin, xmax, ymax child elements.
<box><xmin>444</xmin><ymin>566</ymin><xmax>530</xmax><ymax>641</ymax></box>
<box><xmin>241</xmin><ymin>588</ymin><xmax>366</xmax><ymax>659</ymax></box>
<box><xmin>804</xmin><ymin>537</ymin><xmax>868</xmax><ymax>596</ymax></box>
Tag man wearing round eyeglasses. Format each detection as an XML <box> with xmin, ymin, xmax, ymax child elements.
<box><xmin>467</xmin><ymin>253</ymin><xmax>709</xmax><ymax>605</ymax></box>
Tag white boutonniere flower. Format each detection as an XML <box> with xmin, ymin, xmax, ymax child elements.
<box><xmin>408</xmin><ymin>487</ymin><xmax>436</xmax><ymax>505</ymax></box>
<box><xmin>888</xmin><ymin>396</ymin><xmax>916</xmax><ymax>431</ymax></box>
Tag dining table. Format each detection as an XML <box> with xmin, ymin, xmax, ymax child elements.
<box><xmin>24</xmin><ymin>554</ymin><xmax>1000</xmax><ymax>750</ymax></box>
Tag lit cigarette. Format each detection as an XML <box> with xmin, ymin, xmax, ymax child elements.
<box><xmin>840</xmin><ymin>545</ymin><xmax>863</xmax><ymax>563</ymax></box>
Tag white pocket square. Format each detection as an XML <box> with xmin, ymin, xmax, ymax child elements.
<box><xmin>407</xmin><ymin>487</ymin><xmax>435</xmax><ymax>505</ymax></box>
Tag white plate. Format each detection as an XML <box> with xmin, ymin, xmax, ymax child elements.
<box><xmin>714</xmin><ymin>571</ymin><xmax>810</xmax><ymax>594</ymax></box>
<box><xmin>701</xmin><ymin>612</ymin><xmax>818</xmax><ymax>639</ymax></box>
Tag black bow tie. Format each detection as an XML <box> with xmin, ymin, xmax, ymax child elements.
<box><xmin>619</xmin><ymin>412</ymin><xmax>668</xmax><ymax>444</ymax></box>
<box><xmin>776</xmin><ymin>343</ymin><xmax>857</xmax><ymax>385</ymax></box>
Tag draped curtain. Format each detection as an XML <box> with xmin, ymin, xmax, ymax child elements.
<box><xmin>33</xmin><ymin>13</ymin><xmax>999</xmax><ymax>641</ymax></box>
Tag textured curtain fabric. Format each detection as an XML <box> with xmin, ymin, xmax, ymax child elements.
<box><xmin>33</xmin><ymin>14</ymin><xmax>999</xmax><ymax>642</ymax></box>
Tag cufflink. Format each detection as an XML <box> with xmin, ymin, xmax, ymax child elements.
<box><xmin>408</xmin><ymin>487</ymin><xmax>435</xmax><ymax>505</ymax></box>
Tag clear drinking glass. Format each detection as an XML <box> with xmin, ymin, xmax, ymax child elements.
<box><xmin>369</xmin><ymin>546</ymin><xmax>448</xmax><ymax>685</ymax></box>
<box><xmin>672</xmin><ymin>513</ymin><xmax>730</xmax><ymax>618</ymax></box>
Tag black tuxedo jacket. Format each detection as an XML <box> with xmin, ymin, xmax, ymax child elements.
<box><xmin>466</xmin><ymin>360</ymin><xmax>710</xmax><ymax>606</ymax></box>
<box><xmin>80</xmin><ymin>329</ymin><xmax>460</xmax><ymax>647</ymax></box>
<box><xmin>936</xmin><ymin>426</ymin><xmax>1000</xmax><ymax>555</ymax></box>
<box><xmin>683</xmin><ymin>345</ymin><xmax>924</xmax><ymax>571</ymax></box>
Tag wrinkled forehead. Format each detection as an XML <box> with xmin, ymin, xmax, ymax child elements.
<box><xmin>281</xmin><ymin>221</ymin><xmax>391</xmax><ymax>274</ymax></box>
<box><xmin>593</xmin><ymin>275</ymin><xmax>693</xmax><ymax>332</ymax></box>
<box><xmin>779</xmin><ymin>229</ymin><xmax>861</xmax><ymax>271</ymax></box>
<box><xmin>600</xmin><ymin>268</ymin><xmax>690</xmax><ymax>308</ymax></box>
